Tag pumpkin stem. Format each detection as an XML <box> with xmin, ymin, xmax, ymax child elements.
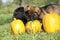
<box><xmin>14</xmin><ymin>18</ymin><xmax>16</xmax><ymax>20</ymax></box>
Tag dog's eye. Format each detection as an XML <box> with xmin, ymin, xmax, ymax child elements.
<box><xmin>34</xmin><ymin>12</ymin><xmax>38</xmax><ymax>13</ymax></box>
<box><xmin>34</xmin><ymin>12</ymin><xmax>38</xmax><ymax>15</ymax></box>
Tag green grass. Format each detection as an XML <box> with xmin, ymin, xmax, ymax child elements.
<box><xmin>0</xmin><ymin>5</ymin><xmax>15</xmax><ymax>25</ymax></box>
<box><xmin>0</xmin><ymin>23</ymin><xmax>60</xmax><ymax>40</ymax></box>
<box><xmin>0</xmin><ymin>14</ymin><xmax>13</xmax><ymax>25</ymax></box>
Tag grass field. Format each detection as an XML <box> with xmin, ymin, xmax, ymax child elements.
<box><xmin>0</xmin><ymin>22</ymin><xmax>60</xmax><ymax>40</ymax></box>
<box><xmin>0</xmin><ymin>5</ymin><xmax>60</xmax><ymax>40</ymax></box>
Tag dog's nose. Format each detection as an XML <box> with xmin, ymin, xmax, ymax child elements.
<box><xmin>31</xmin><ymin>15</ymin><xmax>37</xmax><ymax>20</ymax></box>
<box><xmin>34</xmin><ymin>14</ymin><xmax>38</xmax><ymax>18</ymax></box>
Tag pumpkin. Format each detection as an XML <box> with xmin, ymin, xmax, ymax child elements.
<box><xmin>59</xmin><ymin>16</ymin><xmax>60</xmax><ymax>30</ymax></box>
<box><xmin>10</xmin><ymin>18</ymin><xmax>25</xmax><ymax>35</ymax></box>
<box><xmin>42</xmin><ymin>13</ymin><xmax>60</xmax><ymax>33</ymax></box>
<box><xmin>26</xmin><ymin>20</ymin><xmax>42</xmax><ymax>34</ymax></box>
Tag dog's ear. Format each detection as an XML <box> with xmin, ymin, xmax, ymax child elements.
<box><xmin>34</xmin><ymin>7</ymin><xmax>40</xmax><ymax>13</ymax></box>
<box><xmin>25</xmin><ymin>6</ymin><xmax>32</xmax><ymax>11</ymax></box>
<box><xmin>33</xmin><ymin>7</ymin><xmax>41</xmax><ymax>15</ymax></box>
<box><xmin>46</xmin><ymin>6</ymin><xmax>54</xmax><ymax>13</ymax></box>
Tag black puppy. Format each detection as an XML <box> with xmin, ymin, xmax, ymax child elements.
<box><xmin>13</xmin><ymin>7</ymin><xmax>27</xmax><ymax>24</ymax></box>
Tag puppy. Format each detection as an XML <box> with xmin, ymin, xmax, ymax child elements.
<box><xmin>25</xmin><ymin>6</ymin><xmax>41</xmax><ymax>21</ymax></box>
<box><xmin>24</xmin><ymin>6</ymin><xmax>33</xmax><ymax>21</ymax></box>
<box><xmin>39</xmin><ymin>4</ymin><xmax>60</xmax><ymax>19</ymax></box>
<box><xmin>13</xmin><ymin>6</ymin><xmax>27</xmax><ymax>24</ymax></box>
<box><xmin>24</xmin><ymin>6</ymin><xmax>32</xmax><ymax>21</ymax></box>
<box><xmin>31</xmin><ymin>4</ymin><xmax>60</xmax><ymax>23</ymax></box>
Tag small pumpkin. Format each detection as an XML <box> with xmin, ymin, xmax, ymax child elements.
<box><xmin>42</xmin><ymin>13</ymin><xmax>60</xmax><ymax>33</ymax></box>
<box><xmin>26</xmin><ymin>20</ymin><xmax>42</xmax><ymax>34</ymax></box>
<box><xmin>10</xmin><ymin>18</ymin><xmax>25</xmax><ymax>35</ymax></box>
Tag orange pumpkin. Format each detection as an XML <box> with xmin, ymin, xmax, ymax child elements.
<box><xmin>42</xmin><ymin>13</ymin><xmax>60</xmax><ymax>33</ymax></box>
<box><xmin>10</xmin><ymin>19</ymin><xmax>25</xmax><ymax>35</ymax></box>
<box><xmin>26</xmin><ymin>20</ymin><xmax>42</xmax><ymax>34</ymax></box>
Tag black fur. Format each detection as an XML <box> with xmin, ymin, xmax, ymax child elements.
<box><xmin>13</xmin><ymin>7</ymin><xmax>27</xmax><ymax>24</ymax></box>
